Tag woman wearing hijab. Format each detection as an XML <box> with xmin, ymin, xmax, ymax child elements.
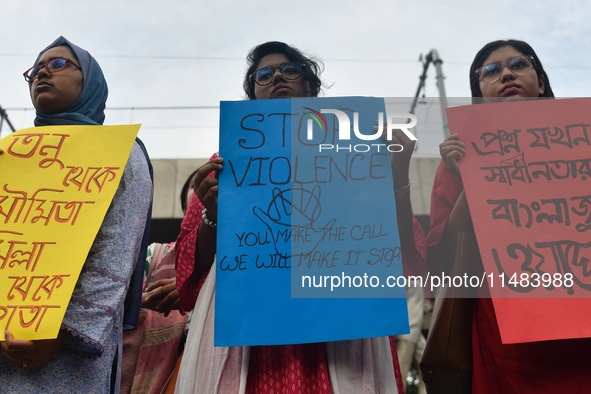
<box><xmin>0</xmin><ymin>36</ymin><xmax>152</xmax><ymax>394</ymax></box>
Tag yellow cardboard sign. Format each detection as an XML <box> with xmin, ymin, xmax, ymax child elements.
<box><xmin>0</xmin><ymin>124</ymin><xmax>141</xmax><ymax>340</ymax></box>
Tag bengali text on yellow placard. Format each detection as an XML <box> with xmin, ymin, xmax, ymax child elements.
<box><xmin>0</xmin><ymin>124</ymin><xmax>140</xmax><ymax>340</ymax></box>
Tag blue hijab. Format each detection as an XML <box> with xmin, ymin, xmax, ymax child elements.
<box><xmin>32</xmin><ymin>36</ymin><xmax>108</xmax><ymax>126</ymax></box>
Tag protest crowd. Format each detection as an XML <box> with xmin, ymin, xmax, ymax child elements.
<box><xmin>1</xmin><ymin>34</ymin><xmax>590</xmax><ymax>394</ymax></box>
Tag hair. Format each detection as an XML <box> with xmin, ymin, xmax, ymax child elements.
<box><xmin>180</xmin><ymin>169</ymin><xmax>199</xmax><ymax>213</ymax></box>
<box><xmin>243</xmin><ymin>41</ymin><xmax>323</xmax><ymax>100</ymax></box>
<box><xmin>469</xmin><ymin>39</ymin><xmax>554</xmax><ymax>100</ymax></box>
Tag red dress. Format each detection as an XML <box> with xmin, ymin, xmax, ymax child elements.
<box><xmin>176</xmin><ymin>153</ymin><xmax>427</xmax><ymax>393</ymax></box>
<box><xmin>427</xmin><ymin>160</ymin><xmax>591</xmax><ymax>394</ymax></box>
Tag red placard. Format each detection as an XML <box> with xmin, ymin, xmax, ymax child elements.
<box><xmin>447</xmin><ymin>97</ymin><xmax>591</xmax><ymax>344</ymax></box>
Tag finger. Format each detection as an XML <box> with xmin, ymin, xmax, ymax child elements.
<box><xmin>439</xmin><ymin>142</ymin><xmax>465</xmax><ymax>152</ymax></box>
<box><xmin>145</xmin><ymin>287</ymin><xmax>167</xmax><ymax>305</ymax></box>
<box><xmin>390</xmin><ymin>129</ymin><xmax>406</xmax><ymax>140</ymax></box>
<box><xmin>163</xmin><ymin>298</ymin><xmax>182</xmax><ymax>317</ymax></box>
<box><xmin>196</xmin><ymin>178</ymin><xmax>218</xmax><ymax>203</ymax></box>
<box><xmin>148</xmin><ymin>283</ymin><xmax>178</xmax><ymax>311</ymax></box>
<box><xmin>193</xmin><ymin>159</ymin><xmax>223</xmax><ymax>191</ymax></box>
<box><xmin>441</xmin><ymin>149</ymin><xmax>466</xmax><ymax>160</ymax></box>
<box><xmin>3</xmin><ymin>332</ymin><xmax>34</xmax><ymax>352</ymax></box>
<box><xmin>373</xmin><ymin>123</ymin><xmax>390</xmax><ymax>141</ymax></box>
<box><xmin>440</xmin><ymin>134</ymin><xmax>464</xmax><ymax>146</ymax></box>
<box><xmin>157</xmin><ymin>288</ymin><xmax>179</xmax><ymax>310</ymax></box>
<box><xmin>440</xmin><ymin>141</ymin><xmax>466</xmax><ymax>153</ymax></box>
<box><xmin>444</xmin><ymin>141</ymin><xmax>465</xmax><ymax>150</ymax></box>
<box><xmin>446</xmin><ymin>150</ymin><xmax>465</xmax><ymax>160</ymax></box>
<box><xmin>200</xmin><ymin>184</ymin><xmax>219</xmax><ymax>220</ymax></box>
<box><xmin>145</xmin><ymin>278</ymin><xmax>175</xmax><ymax>292</ymax></box>
<box><xmin>142</xmin><ymin>298</ymin><xmax>160</xmax><ymax>311</ymax></box>
<box><xmin>1</xmin><ymin>331</ymin><xmax>11</xmax><ymax>351</ymax></box>
<box><xmin>170</xmin><ymin>299</ymin><xmax>181</xmax><ymax>311</ymax></box>
<box><xmin>198</xmin><ymin>178</ymin><xmax>218</xmax><ymax>199</ymax></box>
<box><xmin>144</xmin><ymin>283</ymin><xmax>158</xmax><ymax>293</ymax></box>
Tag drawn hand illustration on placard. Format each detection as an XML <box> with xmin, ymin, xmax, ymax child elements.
<box><xmin>253</xmin><ymin>182</ymin><xmax>337</xmax><ymax>262</ymax></box>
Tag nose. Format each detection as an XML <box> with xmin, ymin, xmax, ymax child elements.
<box><xmin>499</xmin><ymin>64</ymin><xmax>515</xmax><ymax>82</ymax></box>
<box><xmin>271</xmin><ymin>67</ymin><xmax>286</xmax><ymax>83</ymax></box>
<box><xmin>36</xmin><ymin>64</ymin><xmax>51</xmax><ymax>80</ymax></box>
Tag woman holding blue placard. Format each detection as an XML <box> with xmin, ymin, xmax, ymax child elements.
<box><xmin>426</xmin><ymin>39</ymin><xmax>591</xmax><ymax>393</ymax></box>
<box><xmin>174</xmin><ymin>41</ymin><xmax>426</xmax><ymax>394</ymax></box>
<box><xmin>0</xmin><ymin>37</ymin><xmax>152</xmax><ymax>393</ymax></box>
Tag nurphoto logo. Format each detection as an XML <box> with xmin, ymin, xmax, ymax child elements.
<box><xmin>304</xmin><ymin>108</ymin><xmax>417</xmax><ymax>152</ymax></box>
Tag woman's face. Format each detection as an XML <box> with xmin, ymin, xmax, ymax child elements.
<box><xmin>30</xmin><ymin>45</ymin><xmax>83</xmax><ymax>114</ymax></box>
<box><xmin>253</xmin><ymin>53</ymin><xmax>310</xmax><ymax>100</ymax></box>
<box><xmin>478</xmin><ymin>46</ymin><xmax>545</xmax><ymax>102</ymax></box>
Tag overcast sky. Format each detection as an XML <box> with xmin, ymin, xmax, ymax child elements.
<box><xmin>1</xmin><ymin>0</ymin><xmax>590</xmax><ymax>158</ymax></box>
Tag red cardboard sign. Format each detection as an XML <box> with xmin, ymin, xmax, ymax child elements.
<box><xmin>447</xmin><ymin>97</ymin><xmax>591</xmax><ymax>344</ymax></box>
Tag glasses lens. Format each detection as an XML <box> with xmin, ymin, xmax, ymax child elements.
<box><xmin>25</xmin><ymin>66</ymin><xmax>42</xmax><ymax>81</ymax></box>
<box><xmin>480</xmin><ymin>63</ymin><xmax>500</xmax><ymax>82</ymax></box>
<box><xmin>24</xmin><ymin>58</ymin><xmax>70</xmax><ymax>81</ymax></box>
<box><xmin>508</xmin><ymin>56</ymin><xmax>532</xmax><ymax>75</ymax></box>
<box><xmin>281</xmin><ymin>62</ymin><xmax>302</xmax><ymax>79</ymax></box>
<box><xmin>47</xmin><ymin>58</ymin><xmax>68</xmax><ymax>72</ymax></box>
<box><xmin>254</xmin><ymin>67</ymin><xmax>274</xmax><ymax>85</ymax></box>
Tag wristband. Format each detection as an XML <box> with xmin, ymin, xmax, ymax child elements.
<box><xmin>201</xmin><ymin>208</ymin><xmax>217</xmax><ymax>228</ymax></box>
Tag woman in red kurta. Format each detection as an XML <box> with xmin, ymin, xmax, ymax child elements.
<box><xmin>427</xmin><ymin>39</ymin><xmax>591</xmax><ymax>394</ymax></box>
<box><xmin>174</xmin><ymin>41</ymin><xmax>426</xmax><ymax>394</ymax></box>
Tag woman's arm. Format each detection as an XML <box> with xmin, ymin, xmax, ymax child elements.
<box><xmin>63</xmin><ymin>143</ymin><xmax>152</xmax><ymax>354</ymax></box>
<box><xmin>175</xmin><ymin>154</ymin><xmax>221</xmax><ymax>312</ymax></box>
<box><xmin>426</xmin><ymin>135</ymin><xmax>470</xmax><ymax>272</ymax></box>
<box><xmin>390</xmin><ymin>132</ymin><xmax>427</xmax><ymax>276</ymax></box>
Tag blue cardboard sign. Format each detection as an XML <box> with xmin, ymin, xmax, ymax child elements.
<box><xmin>216</xmin><ymin>97</ymin><xmax>409</xmax><ymax>346</ymax></box>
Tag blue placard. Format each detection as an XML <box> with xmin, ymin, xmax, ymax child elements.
<box><xmin>216</xmin><ymin>97</ymin><xmax>409</xmax><ymax>346</ymax></box>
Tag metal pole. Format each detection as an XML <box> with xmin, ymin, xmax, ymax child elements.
<box><xmin>410</xmin><ymin>54</ymin><xmax>432</xmax><ymax>115</ymax></box>
<box><xmin>410</xmin><ymin>50</ymin><xmax>451</xmax><ymax>139</ymax></box>
<box><xmin>0</xmin><ymin>105</ymin><xmax>16</xmax><ymax>133</ymax></box>
<box><xmin>429</xmin><ymin>49</ymin><xmax>450</xmax><ymax>138</ymax></box>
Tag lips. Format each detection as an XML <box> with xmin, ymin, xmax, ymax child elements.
<box><xmin>501</xmin><ymin>83</ymin><xmax>520</xmax><ymax>95</ymax></box>
<box><xmin>273</xmin><ymin>84</ymin><xmax>291</xmax><ymax>94</ymax></box>
<box><xmin>35</xmin><ymin>81</ymin><xmax>53</xmax><ymax>92</ymax></box>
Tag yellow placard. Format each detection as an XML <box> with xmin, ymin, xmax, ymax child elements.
<box><xmin>0</xmin><ymin>124</ymin><xmax>141</xmax><ymax>340</ymax></box>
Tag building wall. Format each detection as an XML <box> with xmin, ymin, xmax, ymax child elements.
<box><xmin>152</xmin><ymin>158</ymin><xmax>208</xmax><ymax>219</ymax></box>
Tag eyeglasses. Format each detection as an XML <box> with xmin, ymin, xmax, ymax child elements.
<box><xmin>23</xmin><ymin>58</ymin><xmax>81</xmax><ymax>82</ymax></box>
<box><xmin>250</xmin><ymin>62</ymin><xmax>304</xmax><ymax>86</ymax></box>
<box><xmin>476</xmin><ymin>55</ymin><xmax>534</xmax><ymax>83</ymax></box>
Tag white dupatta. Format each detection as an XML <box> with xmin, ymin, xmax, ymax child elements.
<box><xmin>175</xmin><ymin>264</ymin><xmax>398</xmax><ymax>394</ymax></box>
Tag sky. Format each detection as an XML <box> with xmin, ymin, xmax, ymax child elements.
<box><xmin>1</xmin><ymin>0</ymin><xmax>590</xmax><ymax>159</ymax></box>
